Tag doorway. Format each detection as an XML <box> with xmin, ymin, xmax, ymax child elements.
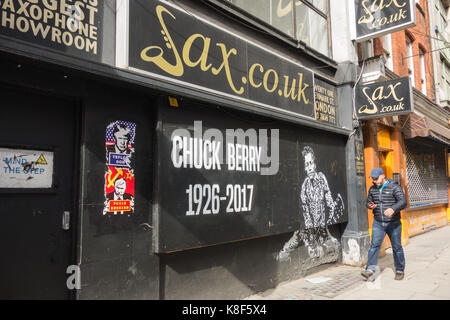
<box><xmin>0</xmin><ymin>85</ymin><xmax>79</xmax><ymax>299</ymax></box>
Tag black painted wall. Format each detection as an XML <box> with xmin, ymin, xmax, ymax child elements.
<box><xmin>78</xmin><ymin>81</ymin><xmax>159</xmax><ymax>299</ymax></box>
<box><xmin>78</xmin><ymin>95</ymin><xmax>348</xmax><ymax>299</ymax></box>
<box><xmin>0</xmin><ymin>51</ymin><xmax>348</xmax><ymax>300</ymax></box>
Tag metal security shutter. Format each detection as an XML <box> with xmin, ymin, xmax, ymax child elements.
<box><xmin>405</xmin><ymin>138</ymin><xmax>448</xmax><ymax>206</ymax></box>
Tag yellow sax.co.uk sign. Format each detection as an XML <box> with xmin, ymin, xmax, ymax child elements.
<box><xmin>352</xmin><ymin>0</ymin><xmax>416</xmax><ymax>42</ymax></box>
<box><xmin>356</xmin><ymin>76</ymin><xmax>413</xmax><ymax>119</ymax></box>
<box><xmin>128</xmin><ymin>0</ymin><xmax>316</xmax><ymax>119</ymax></box>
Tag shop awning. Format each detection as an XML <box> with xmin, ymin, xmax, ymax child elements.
<box><xmin>401</xmin><ymin>112</ymin><xmax>450</xmax><ymax>146</ymax></box>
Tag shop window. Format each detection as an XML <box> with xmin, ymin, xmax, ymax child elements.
<box><xmin>220</xmin><ymin>0</ymin><xmax>331</xmax><ymax>57</ymax></box>
<box><xmin>405</xmin><ymin>139</ymin><xmax>448</xmax><ymax>206</ymax></box>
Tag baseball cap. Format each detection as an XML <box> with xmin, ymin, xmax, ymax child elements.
<box><xmin>370</xmin><ymin>167</ymin><xmax>384</xmax><ymax>178</ymax></box>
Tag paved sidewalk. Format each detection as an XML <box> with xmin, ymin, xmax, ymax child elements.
<box><xmin>246</xmin><ymin>225</ymin><xmax>450</xmax><ymax>300</ymax></box>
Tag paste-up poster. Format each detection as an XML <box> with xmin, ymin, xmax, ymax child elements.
<box><xmin>103</xmin><ymin>166</ymin><xmax>135</xmax><ymax>215</ymax></box>
<box><xmin>103</xmin><ymin>121</ymin><xmax>136</xmax><ymax>216</ymax></box>
<box><xmin>105</xmin><ymin>120</ymin><xmax>136</xmax><ymax>167</ymax></box>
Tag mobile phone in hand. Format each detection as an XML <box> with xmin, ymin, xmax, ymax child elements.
<box><xmin>368</xmin><ymin>202</ymin><xmax>375</xmax><ymax>207</ymax></box>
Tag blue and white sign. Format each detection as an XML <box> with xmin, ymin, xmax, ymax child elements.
<box><xmin>108</xmin><ymin>153</ymin><xmax>130</xmax><ymax>167</ymax></box>
<box><xmin>0</xmin><ymin>148</ymin><xmax>54</xmax><ymax>188</ymax></box>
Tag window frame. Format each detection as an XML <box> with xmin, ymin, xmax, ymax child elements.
<box><xmin>441</xmin><ymin>57</ymin><xmax>450</xmax><ymax>102</ymax></box>
<box><xmin>419</xmin><ymin>48</ymin><xmax>427</xmax><ymax>95</ymax></box>
<box><xmin>406</xmin><ymin>37</ymin><xmax>415</xmax><ymax>88</ymax></box>
<box><xmin>382</xmin><ymin>33</ymin><xmax>393</xmax><ymax>71</ymax></box>
<box><xmin>295</xmin><ymin>0</ymin><xmax>331</xmax><ymax>57</ymax></box>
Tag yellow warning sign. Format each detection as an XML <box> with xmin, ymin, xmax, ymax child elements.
<box><xmin>37</xmin><ymin>154</ymin><xmax>48</xmax><ymax>165</ymax></box>
<box><xmin>168</xmin><ymin>96</ymin><xmax>179</xmax><ymax>107</ymax></box>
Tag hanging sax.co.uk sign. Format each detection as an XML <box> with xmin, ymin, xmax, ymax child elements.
<box><xmin>127</xmin><ymin>0</ymin><xmax>316</xmax><ymax>120</ymax></box>
<box><xmin>350</xmin><ymin>0</ymin><xmax>416</xmax><ymax>42</ymax></box>
<box><xmin>356</xmin><ymin>77</ymin><xmax>413</xmax><ymax>119</ymax></box>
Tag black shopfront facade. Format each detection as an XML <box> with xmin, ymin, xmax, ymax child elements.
<box><xmin>0</xmin><ymin>0</ymin><xmax>367</xmax><ymax>299</ymax></box>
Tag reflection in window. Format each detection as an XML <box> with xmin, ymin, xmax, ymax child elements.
<box><xmin>272</xmin><ymin>0</ymin><xmax>295</xmax><ymax>37</ymax></box>
<box><xmin>228</xmin><ymin>0</ymin><xmax>272</xmax><ymax>25</ymax></box>
<box><xmin>296</xmin><ymin>1</ymin><xmax>329</xmax><ymax>56</ymax></box>
<box><xmin>224</xmin><ymin>0</ymin><xmax>331</xmax><ymax>57</ymax></box>
<box><xmin>296</xmin><ymin>2</ymin><xmax>310</xmax><ymax>44</ymax></box>
<box><xmin>227</xmin><ymin>0</ymin><xmax>294</xmax><ymax>36</ymax></box>
<box><xmin>310</xmin><ymin>0</ymin><xmax>328</xmax><ymax>14</ymax></box>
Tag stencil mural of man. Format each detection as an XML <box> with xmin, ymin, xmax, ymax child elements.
<box><xmin>277</xmin><ymin>146</ymin><xmax>344</xmax><ymax>262</ymax></box>
<box><xmin>301</xmin><ymin>146</ymin><xmax>344</xmax><ymax>227</ymax></box>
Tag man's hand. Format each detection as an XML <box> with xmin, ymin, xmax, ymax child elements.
<box><xmin>384</xmin><ymin>208</ymin><xmax>394</xmax><ymax>217</ymax></box>
<box><xmin>368</xmin><ymin>202</ymin><xmax>377</xmax><ymax>209</ymax></box>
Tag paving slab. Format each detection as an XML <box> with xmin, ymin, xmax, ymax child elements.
<box><xmin>430</xmin><ymin>284</ymin><xmax>450</xmax><ymax>299</ymax></box>
<box><xmin>411</xmin><ymin>270</ymin><xmax>449</xmax><ymax>282</ymax></box>
<box><xmin>245</xmin><ymin>225</ymin><xmax>450</xmax><ymax>300</ymax></box>
<box><xmin>354</xmin><ymin>287</ymin><xmax>415</xmax><ymax>300</ymax></box>
<box><xmin>381</xmin><ymin>278</ymin><xmax>440</xmax><ymax>295</ymax></box>
<box><xmin>408</xmin><ymin>292</ymin><xmax>447</xmax><ymax>300</ymax></box>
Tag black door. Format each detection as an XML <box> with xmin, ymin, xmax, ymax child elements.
<box><xmin>0</xmin><ymin>86</ymin><xmax>78</xmax><ymax>299</ymax></box>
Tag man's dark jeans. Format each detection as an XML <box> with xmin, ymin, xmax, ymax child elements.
<box><xmin>366</xmin><ymin>219</ymin><xmax>405</xmax><ymax>274</ymax></box>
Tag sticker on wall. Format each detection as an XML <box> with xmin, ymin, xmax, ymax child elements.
<box><xmin>103</xmin><ymin>166</ymin><xmax>135</xmax><ymax>215</ymax></box>
<box><xmin>103</xmin><ymin>120</ymin><xmax>137</xmax><ymax>216</ymax></box>
<box><xmin>0</xmin><ymin>148</ymin><xmax>54</xmax><ymax>188</ymax></box>
<box><xmin>105</xmin><ymin>121</ymin><xmax>136</xmax><ymax>167</ymax></box>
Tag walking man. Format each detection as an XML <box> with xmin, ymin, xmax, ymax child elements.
<box><xmin>362</xmin><ymin>168</ymin><xmax>407</xmax><ymax>281</ymax></box>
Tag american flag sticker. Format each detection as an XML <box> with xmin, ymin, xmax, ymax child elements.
<box><xmin>105</xmin><ymin>120</ymin><xmax>136</xmax><ymax>166</ymax></box>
